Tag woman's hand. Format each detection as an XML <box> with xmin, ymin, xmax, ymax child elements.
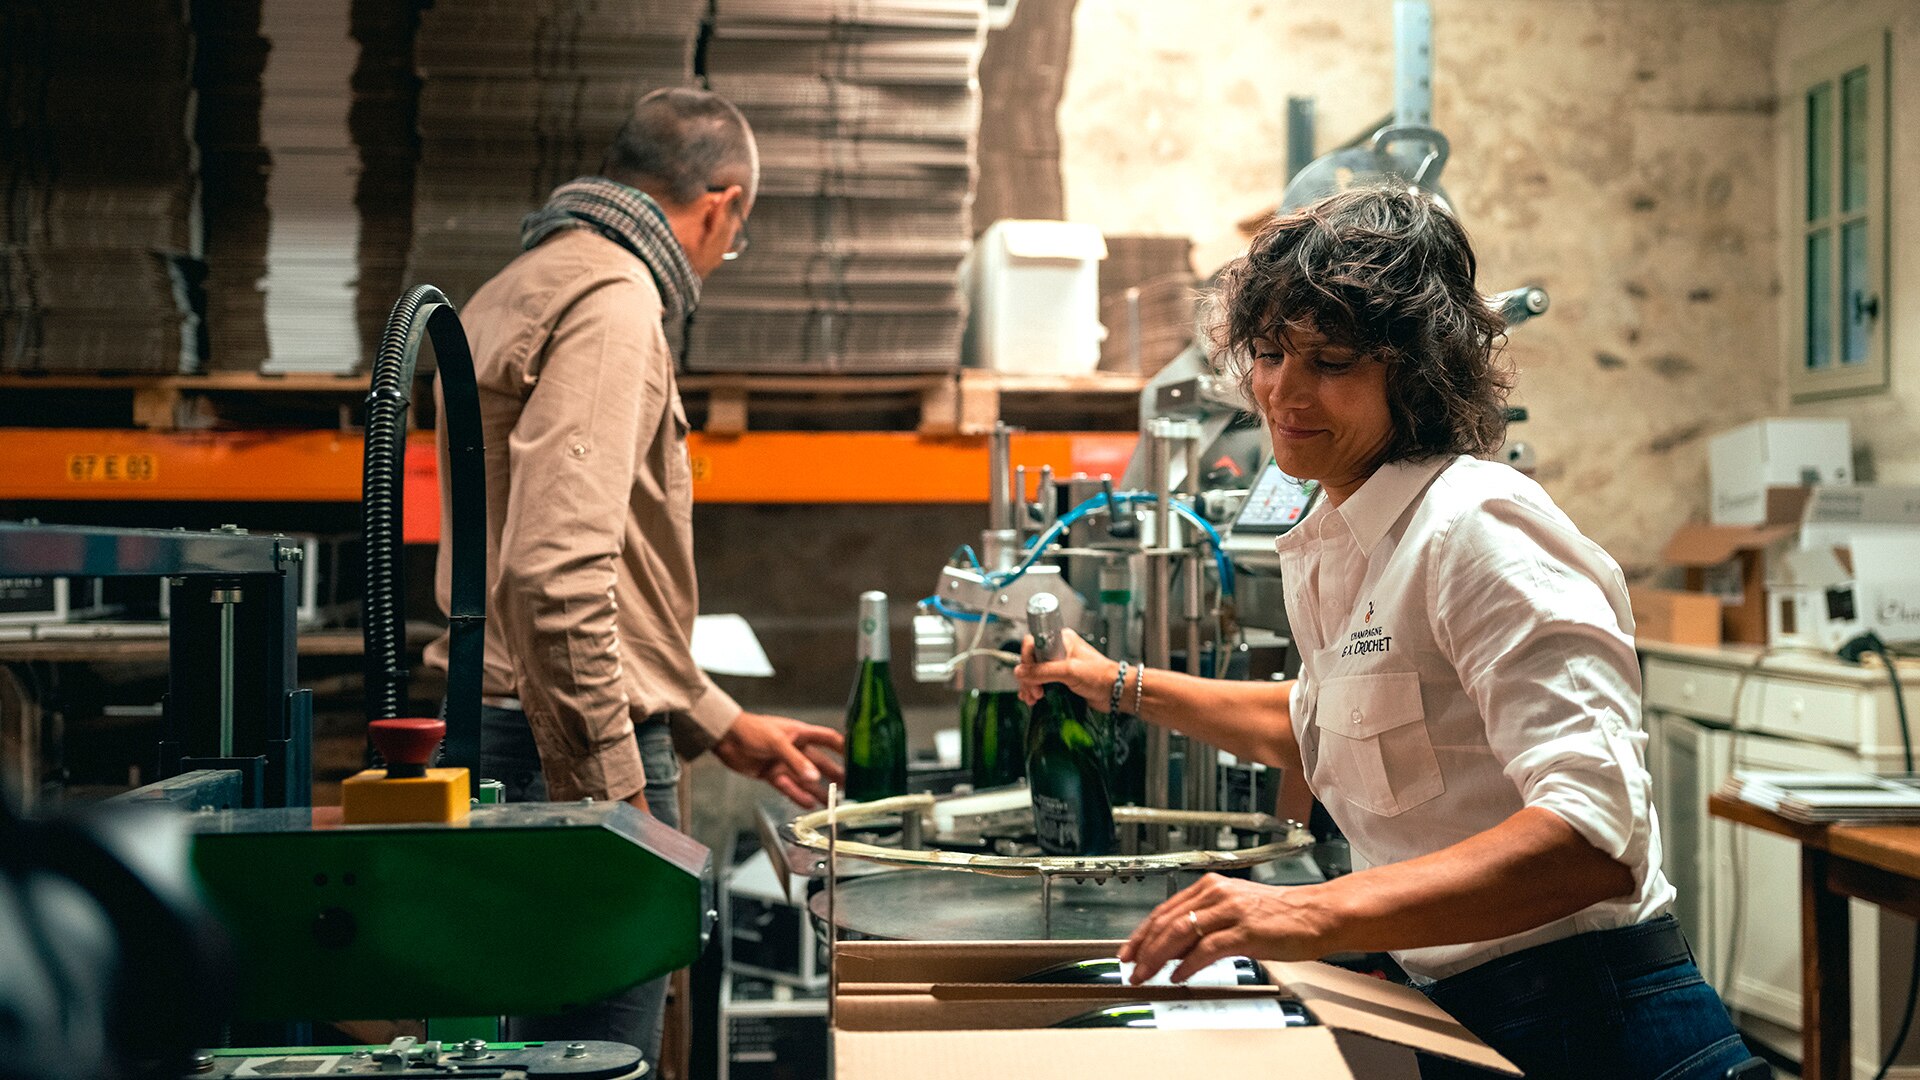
<box><xmin>1013</xmin><ymin>627</ymin><xmax>1119</xmax><ymax>708</ymax></box>
<box><xmin>1119</xmin><ymin>873</ymin><xmax>1343</xmax><ymax>984</ymax></box>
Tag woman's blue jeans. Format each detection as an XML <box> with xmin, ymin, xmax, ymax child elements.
<box><xmin>1415</xmin><ymin>916</ymin><xmax>1758</xmax><ymax>1079</ymax></box>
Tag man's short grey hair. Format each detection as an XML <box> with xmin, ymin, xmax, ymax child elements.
<box><xmin>602</xmin><ymin>87</ymin><xmax>758</xmax><ymax>206</ymax></box>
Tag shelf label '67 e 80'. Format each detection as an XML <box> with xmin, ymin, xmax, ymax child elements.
<box><xmin>66</xmin><ymin>453</ymin><xmax>158</xmax><ymax>483</ymax></box>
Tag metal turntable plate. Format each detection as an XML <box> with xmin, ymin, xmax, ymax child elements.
<box><xmin>809</xmin><ymin>868</ymin><xmax>1188</xmax><ymax>941</ymax></box>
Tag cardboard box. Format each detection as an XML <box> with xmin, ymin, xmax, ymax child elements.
<box><xmin>1848</xmin><ymin>534</ymin><xmax>1920</xmax><ymax>645</ymax></box>
<box><xmin>963</xmin><ymin>220</ymin><xmax>1108</xmax><ymax>374</ymax></box>
<box><xmin>1662</xmin><ymin>521</ymin><xmax>1800</xmax><ymax>645</ymax></box>
<box><xmin>1708</xmin><ymin>418</ymin><xmax>1851</xmax><ymax>525</ymax></box>
<box><xmin>1629</xmin><ymin>586</ymin><xmax>1723</xmax><ymax>648</ymax></box>
<box><xmin>1797</xmin><ymin>484</ymin><xmax>1920</xmax><ymax>550</ymax></box>
<box><xmin>830</xmin><ymin>939</ymin><xmax>1516</xmax><ymax>1079</ymax></box>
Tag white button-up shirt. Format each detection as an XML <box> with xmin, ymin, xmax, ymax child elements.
<box><xmin>1275</xmin><ymin>454</ymin><xmax>1673</xmax><ymax>980</ymax></box>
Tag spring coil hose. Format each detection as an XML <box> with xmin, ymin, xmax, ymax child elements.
<box><xmin>361</xmin><ymin>285</ymin><xmax>486</xmax><ymax>778</ymax></box>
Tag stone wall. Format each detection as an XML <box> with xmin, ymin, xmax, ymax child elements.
<box><xmin>1055</xmin><ymin>0</ymin><xmax>1785</xmax><ymax>576</ymax></box>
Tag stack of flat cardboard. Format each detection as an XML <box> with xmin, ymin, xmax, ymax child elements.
<box><xmin>349</xmin><ymin>0</ymin><xmax>421</xmax><ymax>369</ymax></box>
<box><xmin>1097</xmin><ymin>235</ymin><xmax>1197</xmax><ymax>376</ymax></box>
<box><xmin>193</xmin><ymin>0</ymin><xmax>419</xmax><ymax>374</ymax></box>
<box><xmin>256</xmin><ymin>0</ymin><xmax>362</xmax><ymax>374</ymax></box>
<box><xmin>692</xmin><ymin>0</ymin><xmax>985</xmax><ymax>372</ymax></box>
<box><xmin>407</xmin><ymin>0</ymin><xmax>704</xmax><ymax>313</ymax></box>
<box><xmin>1</xmin><ymin>1</ymin><xmax>200</xmax><ymax>373</ymax></box>
<box><xmin>192</xmin><ymin>0</ymin><xmax>271</xmax><ymax>372</ymax></box>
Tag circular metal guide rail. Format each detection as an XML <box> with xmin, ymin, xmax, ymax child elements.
<box><xmin>783</xmin><ymin>793</ymin><xmax>1313</xmax><ymax>885</ymax></box>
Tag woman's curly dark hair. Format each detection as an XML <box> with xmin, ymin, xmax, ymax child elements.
<box><xmin>1214</xmin><ymin>185</ymin><xmax>1512</xmax><ymax>464</ymax></box>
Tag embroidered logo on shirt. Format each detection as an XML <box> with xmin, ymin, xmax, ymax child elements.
<box><xmin>1341</xmin><ymin>623</ymin><xmax>1391</xmax><ymax>657</ymax></box>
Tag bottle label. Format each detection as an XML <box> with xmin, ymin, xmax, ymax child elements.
<box><xmin>1031</xmin><ymin>791</ymin><xmax>1082</xmax><ymax>852</ymax></box>
<box><xmin>1118</xmin><ymin>957</ymin><xmax>1246</xmax><ymax>987</ymax></box>
<box><xmin>1148</xmin><ymin>998</ymin><xmax>1290</xmax><ymax>1030</ymax></box>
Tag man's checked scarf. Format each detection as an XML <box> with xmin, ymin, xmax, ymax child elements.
<box><xmin>521</xmin><ymin>176</ymin><xmax>700</xmax><ymax>356</ymax></box>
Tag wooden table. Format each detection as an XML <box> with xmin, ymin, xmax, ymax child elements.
<box><xmin>1709</xmin><ymin>792</ymin><xmax>1920</xmax><ymax>1080</ymax></box>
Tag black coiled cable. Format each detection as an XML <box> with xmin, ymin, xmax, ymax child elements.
<box><xmin>361</xmin><ymin>284</ymin><xmax>486</xmax><ymax>784</ymax></box>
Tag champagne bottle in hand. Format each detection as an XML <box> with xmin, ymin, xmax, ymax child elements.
<box><xmin>1024</xmin><ymin>593</ymin><xmax>1115</xmax><ymax>856</ymax></box>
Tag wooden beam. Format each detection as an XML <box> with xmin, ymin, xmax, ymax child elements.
<box><xmin>918</xmin><ymin>374</ymin><xmax>961</xmax><ymax>434</ymax></box>
<box><xmin>705</xmin><ymin>387</ymin><xmax>749</xmax><ymax>435</ymax></box>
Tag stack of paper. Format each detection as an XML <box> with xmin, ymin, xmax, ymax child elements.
<box><xmin>406</xmin><ymin>0</ymin><xmax>704</xmax><ymax>318</ymax></box>
<box><xmin>1</xmin><ymin>1</ymin><xmax>200</xmax><ymax>373</ymax></box>
<box><xmin>1721</xmin><ymin>771</ymin><xmax>1920</xmax><ymax>824</ymax></box>
<box><xmin>690</xmin><ymin>0</ymin><xmax>985</xmax><ymax>372</ymax></box>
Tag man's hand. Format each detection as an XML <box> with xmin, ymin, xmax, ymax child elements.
<box><xmin>713</xmin><ymin>711</ymin><xmax>846</xmax><ymax>808</ymax></box>
<box><xmin>1013</xmin><ymin>627</ymin><xmax>1119</xmax><ymax>708</ymax></box>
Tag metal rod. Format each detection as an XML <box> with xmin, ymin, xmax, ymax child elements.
<box><xmin>988</xmin><ymin>422</ymin><xmax>1012</xmax><ymax>532</ymax></box>
<box><xmin>1038</xmin><ymin>466</ymin><xmax>1057</xmax><ymax>531</ymax></box>
<box><xmin>212</xmin><ymin>585</ymin><xmax>241</xmax><ymax>758</ymax></box>
<box><xmin>1143</xmin><ymin>421</ymin><xmax>1175</xmax><ymax>839</ymax></box>
<box><xmin>1040</xmin><ymin>872</ymin><xmax>1054</xmax><ymax>939</ymax></box>
<box><xmin>1180</xmin><ymin>434</ymin><xmax>1217</xmax><ymax>813</ymax></box>
<box><xmin>1014</xmin><ymin>465</ymin><xmax>1028</xmax><ymax>541</ymax></box>
<box><xmin>1394</xmin><ymin>0</ymin><xmax>1433</xmax><ymax>128</ymax></box>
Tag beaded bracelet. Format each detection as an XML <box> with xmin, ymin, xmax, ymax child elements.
<box><xmin>1109</xmin><ymin>660</ymin><xmax>1130</xmax><ymax>715</ymax></box>
<box><xmin>1132</xmin><ymin>662</ymin><xmax>1146</xmax><ymax>716</ymax></box>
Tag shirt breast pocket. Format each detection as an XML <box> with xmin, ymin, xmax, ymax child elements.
<box><xmin>1315</xmin><ymin>670</ymin><xmax>1444</xmax><ymax>818</ymax></box>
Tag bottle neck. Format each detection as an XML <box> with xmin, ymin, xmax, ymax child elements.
<box><xmin>857</xmin><ymin>607</ymin><xmax>889</xmax><ymax>662</ymax></box>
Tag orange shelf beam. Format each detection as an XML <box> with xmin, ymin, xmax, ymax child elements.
<box><xmin>0</xmin><ymin>429</ymin><xmax>1141</xmax><ymax>542</ymax></box>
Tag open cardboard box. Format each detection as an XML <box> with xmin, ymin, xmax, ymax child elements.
<box><xmin>830</xmin><ymin>939</ymin><xmax>1518</xmax><ymax>1079</ymax></box>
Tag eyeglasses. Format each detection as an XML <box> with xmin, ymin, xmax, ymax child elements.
<box><xmin>709</xmin><ymin>185</ymin><xmax>750</xmax><ymax>261</ymax></box>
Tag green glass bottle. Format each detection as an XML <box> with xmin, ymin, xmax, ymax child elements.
<box><xmin>1024</xmin><ymin>593</ymin><xmax>1116</xmax><ymax>856</ymax></box>
<box><xmin>1015</xmin><ymin>956</ymin><xmax>1268</xmax><ymax>986</ymax></box>
<box><xmin>964</xmin><ymin>685</ymin><xmax>1028</xmax><ymax>789</ymax></box>
<box><xmin>845</xmin><ymin>590</ymin><xmax>907</xmax><ymax>801</ymax></box>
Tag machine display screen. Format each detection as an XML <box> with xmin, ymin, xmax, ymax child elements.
<box><xmin>1232</xmin><ymin>461</ymin><xmax>1318</xmax><ymax>533</ymax></box>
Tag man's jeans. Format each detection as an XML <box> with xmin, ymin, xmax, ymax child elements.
<box><xmin>481</xmin><ymin>705</ymin><xmax>679</xmax><ymax>1066</ymax></box>
<box><xmin>1414</xmin><ymin>915</ymin><xmax>1758</xmax><ymax>1080</ymax></box>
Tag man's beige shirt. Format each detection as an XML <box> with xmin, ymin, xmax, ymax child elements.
<box><xmin>429</xmin><ymin>228</ymin><xmax>740</xmax><ymax>801</ymax></box>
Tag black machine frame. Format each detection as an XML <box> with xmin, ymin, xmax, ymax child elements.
<box><xmin>0</xmin><ymin>522</ymin><xmax>310</xmax><ymax>808</ymax></box>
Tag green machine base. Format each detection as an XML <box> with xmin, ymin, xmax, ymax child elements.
<box><xmin>189</xmin><ymin>801</ymin><xmax>713</xmax><ymax>1021</ymax></box>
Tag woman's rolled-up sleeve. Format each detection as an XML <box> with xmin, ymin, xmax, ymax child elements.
<box><xmin>1429</xmin><ymin>496</ymin><xmax>1653</xmax><ymax>886</ymax></box>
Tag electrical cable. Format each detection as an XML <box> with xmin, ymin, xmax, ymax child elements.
<box><xmin>921</xmin><ymin>594</ymin><xmax>994</xmax><ymax>623</ymax></box>
<box><xmin>1841</xmin><ymin>632</ymin><xmax>1919</xmax><ymax>1080</ymax></box>
<box><xmin>952</xmin><ymin>544</ymin><xmax>984</xmax><ymax>573</ymax></box>
<box><xmin>1716</xmin><ymin>648</ymin><xmax>1774</xmax><ymax>1009</ymax></box>
<box><xmin>990</xmin><ymin>491</ymin><xmax>1235</xmax><ymax>597</ymax></box>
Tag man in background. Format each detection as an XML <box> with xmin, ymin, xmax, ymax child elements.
<box><xmin>430</xmin><ymin>87</ymin><xmax>843</xmax><ymax>1063</ymax></box>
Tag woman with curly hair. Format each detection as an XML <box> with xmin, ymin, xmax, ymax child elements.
<box><xmin>1017</xmin><ymin>186</ymin><xmax>1757</xmax><ymax>1078</ymax></box>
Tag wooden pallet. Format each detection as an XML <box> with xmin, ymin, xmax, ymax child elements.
<box><xmin>0</xmin><ymin>369</ymin><xmax>1150</xmax><ymax>434</ymax></box>
<box><xmin>679</xmin><ymin>369</ymin><xmax>1147</xmax><ymax>435</ymax></box>
<box><xmin>0</xmin><ymin>372</ymin><xmax>380</xmax><ymax>430</ymax></box>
